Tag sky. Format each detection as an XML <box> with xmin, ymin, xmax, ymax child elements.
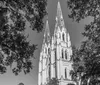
<box><xmin>0</xmin><ymin>0</ymin><xmax>93</xmax><ymax>85</ymax></box>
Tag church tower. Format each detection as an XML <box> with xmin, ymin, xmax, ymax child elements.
<box><xmin>50</xmin><ymin>1</ymin><xmax>76</xmax><ymax>85</ymax></box>
<box><xmin>38</xmin><ymin>20</ymin><xmax>51</xmax><ymax>85</ymax></box>
<box><xmin>38</xmin><ymin>1</ymin><xmax>76</xmax><ymax>85</ymax></box>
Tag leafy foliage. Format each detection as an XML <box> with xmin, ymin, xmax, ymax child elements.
<box><xmin>0</xmin><ymin>0</ymin><xmax>47</xmax><ymax>75</ymax></box>
<box><xmin>67</xmin><ymin>0</ymin><xmax>100</xmax><ymax>84</ymax></box>
<box><xmin>47</xmin><ymin>78</ymin><xmax>59</xmax><ymax>85</ymax></box>
<box><xmin>71</xmin><ymin>46</ymin><xmax>85</xmax><ymax>82</ymax></box>
<box><xmin>67</xmin><ymin>0</ymin><xmax>100</xmax><ymax>22</ymax></box>
<box><xmin>18</xmin><ymin>82</ymin><xmax>24</xmax><ymax>85</ymax></box>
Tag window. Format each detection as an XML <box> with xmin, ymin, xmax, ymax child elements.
<box><xmin>48</xmin><ymin>66</ymin><xmax>51</xmax><ymax>79</ymax></box>
<box><xmin>65</xmin><ymin>68</ymin><xmax>67</xmax><ymax>79</ymax></box>
<box><xmin>59</xmin><ymin>33</ymin><xmax>61</xmax><ymax>38</ymax></box>
<box><xmin>45</xmin><ymin>48</ymin><xmax>47</xmax><ymax>53</ymax></box>
<box><xmin>55</xmin><ymin>49</ymin><xmax>56</xmax><ymax>61</ymax></box>
<box><xmin>65</xmin><ymin>50</ymin><xmax>67</xmax><ymax>59</ymax></box>
<box><xmin>62</xmin><ymin>49</ymin><xmax>64</xmax><ymax>59</ymax></box>
<box><xmin>48</xmin><ymin>48</ymin><xmax>50</xmax><ymax>54</ymax></box>
<box><xmin>53</xmin><ymin>63</ymin><xmax>57</xmax><ymax>78</ymax></box>
<box><xmin>40</xmin><ymin>72</ymin><xmax>42</xmax><ymax>85</ymax></box>
<box><xmin>62</xmin><ymin>33</ymin><xmax>65</xmax><ymax>41</ymax></box>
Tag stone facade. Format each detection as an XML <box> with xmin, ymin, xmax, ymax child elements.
<box><xmin>38</xmin><ymin>1</ymin><xmax>76</xmax><ymax>85</ymax></box>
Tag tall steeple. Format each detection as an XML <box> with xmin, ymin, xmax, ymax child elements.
<box><xmin>38</xmin><ymin>1</ymin><xmax>76</xmax><ymax>85</ymax></box>
<box><xmin>54</xmin><ymin>1</ymin><xmax>66</xmax><ymax>36</ymax></box>
<box><xmin>56</xmin><ymin>1</ymin><xmax>63</xmax><ymax>21</ymax></box>
<box><xmin>41</xmin><ymin>20</ymin><xmax>51</xmax><ymax>53</ymax></box>
<box><xmin>56</xmin><ymin>1</ymin><xmax>65</xmax><ymax>28</ymax></box>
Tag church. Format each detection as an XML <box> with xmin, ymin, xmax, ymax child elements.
<box><xmin>38</xmin><ymin>1</ymin><xmax>76</xmax><ymax>85</ymax></box>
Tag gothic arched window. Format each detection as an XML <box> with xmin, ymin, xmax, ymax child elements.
<box><xmin>62</xmin><ymin>33</ymin><xmax>65</xmax><ymax>41</ymax></box>
<box><xmin>40</xmin><ymin>72</ymin><xmax>42</xmax><ymax>85</ymax></box>
<box><xmin>65</xmin><ymin>50</ymin><xmax>67</xmax><ymax>59</ymax></box>
<box><xmin>48</xmin><ymin>66</ymin><xmax>51</xmax><ymax>79</ymax></box>
<box><xmin>55</xmin><ymin>49</ymin><xmax>56</xmax><ymax>61</ymax></box>
<box><xmin>62</xmin><ymin>49</ymin><xmax>64</xmax><ymax>59</ymax></box>
<box><xmin>65</xmin><ymin>68</ymin><xmax>67</xmax><ymax>79</ymax></box>
<box><xmin>45</xmin><ymin>48</ymin><xmax>47</xmax><ymax>53</ymax></box>
<box><xmin>48</xmin><ymin>48</ymin><xmax>50</xmax><ymax>54</ymax></box>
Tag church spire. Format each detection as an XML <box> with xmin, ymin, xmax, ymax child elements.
<box><xmin>56</xmin><ymin>1</ymin><xmax>65</xmax><ymax>27</ymax></box>
<box><xmin>56</xmin><ymin>1</ymin><xmax>63</xmax><ymax>21</ymax></box>
<box><xmin>41</xmin><ymin>20</ymin><xmax>51</xmax><ymax>53</ymax></box>
<box><xmin>54</xmin><ymin>1</ymin><xmax>66</xmax><ymax>35</ymax></box>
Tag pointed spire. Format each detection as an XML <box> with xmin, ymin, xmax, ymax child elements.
<box><xmin>54</xmin><ymin>1</ymin><xmax>65</xmax><ymax>33</ymax></box>
<box><xmin>56</xmin><ymin>1</ymin><xmax>65</xmax><ymax>27</ymax></box>
<box><xmin>43</xmin><ymin>20</ymin><xmax>51</xmax><ymax>44</ymax></box>
<box><xmin>56</xmin><ymin>1</ymin><xmax>63</xmax><ymax>21</ymax></box>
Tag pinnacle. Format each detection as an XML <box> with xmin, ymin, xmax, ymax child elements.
<box><xmin>56</xmin><ymin>1</ymin><xmax>63</xmax><ymax>21</ymax></box>
<box><xmin>54</xmin><ymin>1</ymin><xmax>66</xmax><ymax>34</ymax></box>
<box><xmin>43</xmin><ymin>20</ymin><xmax>51</xmax><ymax>44</ymax></box>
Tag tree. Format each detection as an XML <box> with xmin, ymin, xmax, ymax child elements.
<box><xmin>47</xmin><ymin>78</ymin><xmax>59</xmax><ymax>85</ymax></box>
<box><xmin>71</xmin><ymin>46</ymin><xmax>85</xmax><ymax>85</ymax></box>
<box><xmin>79</xmin><ymin>41</ymin><xmax>100</xmax><ymax>85</ymax></box>
<box><xmin>0</xmin><ymin>0</ymin><xmax>47</xmax><ymax>75</ymax></box>
<box><xmin>18</xmin><ymin>82</ymin><xmax>24</xmax><ymax>85</ymax></box>
<box><xmin>67</xmin><ymin>0</ymin><xmax>100</xmax><ymax>84</ymax></box>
